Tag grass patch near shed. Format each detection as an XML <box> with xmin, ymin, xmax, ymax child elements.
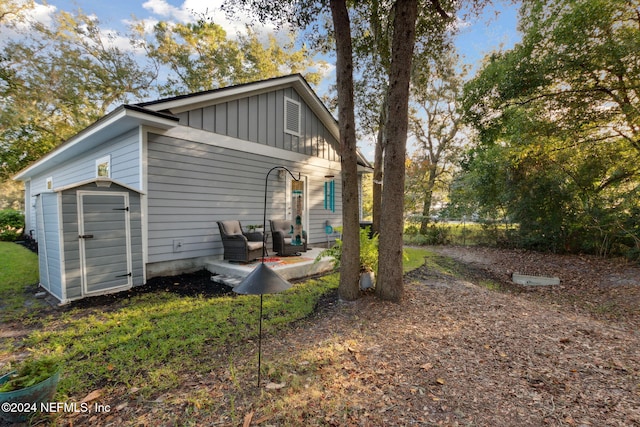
<box><xmin>23</xmin><ymin>273</ymin><xmax>341</xmax><ymax>398</ymax></box>
<box><xmin>0</xmin><ymin>241</ymin><xmax>40</xmax><ymax>321</ymax></box>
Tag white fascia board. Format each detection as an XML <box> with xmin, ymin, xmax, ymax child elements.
<box><xmin>53</xmin><ymin>177</ymin><xmax>146</xmax><ymax>194</ymax></box>
<box><xmin>143</xmin><ymin>75</ymin><xmax>304</xmax><ymax>113</ymax></box>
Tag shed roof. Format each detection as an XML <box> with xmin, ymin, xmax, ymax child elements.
<box><xmin>53</xmin><ymin>177</ymin><xmax>145</xmax><ymax>194</ymax></box>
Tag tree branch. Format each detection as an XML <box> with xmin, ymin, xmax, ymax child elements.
<box><xmin>430</xmin><ymin>0</ymin><xmax>450</xmax><ymax>20</ymax></box>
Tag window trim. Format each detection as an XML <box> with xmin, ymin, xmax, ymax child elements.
<box><xmin>96</xmin><ymin>154</ymin><xmax>111</xmax><ymax>178</ymax></box>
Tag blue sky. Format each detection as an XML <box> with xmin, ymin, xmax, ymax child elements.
<box><xmin>36</xmin><ymin>0</ymin><xmax>521</xmax><ymax>79</ymax></box>
<box><xmin>456</xmin><ymin>0</ymin><xmax>521</xmax><ymax>73</ymax></box>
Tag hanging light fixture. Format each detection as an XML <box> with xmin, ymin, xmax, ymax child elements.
<box><xmin>233</xmin><ymin>166</ymin><xmax>301</xmax><ymax>387</ymax></box>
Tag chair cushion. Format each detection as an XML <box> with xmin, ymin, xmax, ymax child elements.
<box><xmin>220</xmin><ymin>220</ymin><xmax>242</xmax><ymax>235</ymax></box>
<box><xmin>247</xmin><ymin>241</ymin><xmax>264</xmax><ymax>251</ymax></box>
<box><xmin>283</xmin><ymin>237</ymin><xmax>305</xmax><ymax>245</ymax></box>
<box><xmin>271</xmin><ymin>219</ymin><xmax>292</xmax><ymax>234</ymax></box>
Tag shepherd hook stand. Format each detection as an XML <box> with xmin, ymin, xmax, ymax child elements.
<box><xmin>233</xmin><ymin>166</ymin><xmax>301</xmax><ymax>387</ymax></box>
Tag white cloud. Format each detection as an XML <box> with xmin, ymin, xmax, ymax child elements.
<box><xmin>140</xmin><ymin>0</ymin><xmax>274</xmax><ymax>37</ymax></box>
<box><xmin>142</xmin><ymin>0</ymin><xmax>191</xmax><ymax>21</ymax></box>
<box><xmin>0</xmin><ymin>1</ymin><xmax>56</xmax><ymax>43</ymax></box>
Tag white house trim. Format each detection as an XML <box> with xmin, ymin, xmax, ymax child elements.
<box><xmin>57</xmin><ymin>191</ymin><xmax>68</xmax><ymax>304</ymax></box>
<box><xmin>53</xmin><ymin>178</ymin><xmax>145</xmax><ymax>195</ymax></box>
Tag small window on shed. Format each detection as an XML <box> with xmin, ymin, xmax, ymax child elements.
<box><xmin>96</xmin><ymin>155</ymin><xmax>111</xmax><ymax>178</ymax></box>
<box><xmin>46</xmin><ymin>177</ymin><xmax>53</xmax><ymax>191</ymax></box>
<box><xmin>284</xmin><ymin>96</ymin><xmax>301</xmax><ymax>136</ymax></box>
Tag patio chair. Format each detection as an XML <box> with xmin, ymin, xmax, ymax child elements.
<box><xmin>269</xmin><ymin>219</ymin><xmax>307</xmax><ymax>256</ymax></box>
<box><xmin>217</xmin><ymin>220</ymin><xmax>264</xmax><ymax>262</ymax></box>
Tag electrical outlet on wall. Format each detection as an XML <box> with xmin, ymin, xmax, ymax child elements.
<box><xmin>173</xmin><ymin>239</ymin><xmax>184</xmax><ymax>252</ymax></box>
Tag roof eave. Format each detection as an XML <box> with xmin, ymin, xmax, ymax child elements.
<box><xmin>14</xmin><ymin>106</ymin><xmax>178</xmax><ymax>181</ymax></box>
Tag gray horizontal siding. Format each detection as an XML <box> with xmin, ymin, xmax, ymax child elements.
<box><xmin>27</xmin><ymin>129</ymin><xmax>141</xmax><ymax>242</ymax></box>
<box><xmin>33</xmin><ymin>129</ymin><xmax>140</xmax><ymax>194</ymax></box>
<box><xmin>147</xmin><ymin>133</ymin><xmax>342</xmax><ymax>263</ymax></box>
<box><xmin>177</xmin><ymin>87</ymin><xmax>339</xmax><ymax>163</ymax></box>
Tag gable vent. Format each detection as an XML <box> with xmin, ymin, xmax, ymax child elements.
<box><xmin>284</xmin><ymin>97</ymin><xmax>301</xmax><ymax>136</ymax></box>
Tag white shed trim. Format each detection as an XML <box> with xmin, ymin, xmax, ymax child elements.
<box><xmin>53</xmin><ymin>177</ymin><xmax>145</xmax><ymax>194</ymax></box>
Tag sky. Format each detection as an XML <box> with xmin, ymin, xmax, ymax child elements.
<box><xmin>13</xmin><ymin>0</ymin><xmax>522</xmax><ymax>78</ymax></box>
<box><xmin>3</xmin><ymin>0</ymin><xmax>522</xmax><ymax>158</ymax></box>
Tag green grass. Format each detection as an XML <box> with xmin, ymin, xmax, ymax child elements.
<box><xmin>23</xmin><ymin>274</ymin><xmax>341</xmax><ymax>398</ymax></box>
<box><xmin>403</xmin><ymin>222</ymin><xmax>516</xmax><ymax>247</ymax></box>
<box><xmin>403</xmin><ymin>247</ymin><xmax>432</xmax><ymax>273</ymax></box>
<box><xmin>0</xmin><ymin>242</ymin><xmax>40</xmax><ymax>320</ymax></box>
<box><xmin>1</xmin><ymin>245</ymin><xmax>429</xmax><ymax>400</ymax></box>
<box><xmin>421</xmin><ymin>251</ymin><xmax>465</xmax><ymax>276</ymax></box>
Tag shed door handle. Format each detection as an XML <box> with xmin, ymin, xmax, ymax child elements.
<box><xmin>79</xmin><ymin>234</ymin><xmax>94</xmax><ymax>239</ymax></box>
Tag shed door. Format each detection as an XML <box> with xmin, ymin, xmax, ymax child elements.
<box><xmin>78</xmin><ymin>191</ymin><xmax>132</xmax><ymax>295</ymax></box>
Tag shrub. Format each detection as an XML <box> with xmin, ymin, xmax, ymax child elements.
<box><xmin>318</xmin><ymin>226</ymin><xmax>379</xmax><ymax>273</ymax></box>
<box><xmin>0</xmin><ymin>209</ymin><xmax>24</xmax><ymax>241</ymax></box>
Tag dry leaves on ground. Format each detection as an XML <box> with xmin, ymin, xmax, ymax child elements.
<box><xmin>55</xmin><ymin>247</ymin><xmax>640</xmax><ymax>426</ymax></box>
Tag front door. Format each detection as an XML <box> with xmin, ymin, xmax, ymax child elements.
<box><xmin>78</xmin><ymin>191</ymin><xmax>132</xmax><ymax>295</ymax></box>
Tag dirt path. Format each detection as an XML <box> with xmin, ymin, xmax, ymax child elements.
<box><xmin>58</xmin><ymin>247</ymin><xmax>640</xmax><ymax>426</ymax></box>
<box><xmin>428</xmin><ymin>246</ymin><xmax>640</xmax><ymax>327</ymax></box>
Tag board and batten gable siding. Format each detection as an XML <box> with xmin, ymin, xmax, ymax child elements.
<box><xmin>175</xmin><ymin>87</ymin><xmax>340</xmax><ymax>163</ymax></box>
<box><xmin>26</xmin><ymin>130</ymin><xmax>142</xmax><ymax>238</ymax></box>
<box><xmin>36</xmin><ymin>192</ymin><xmax>63</xmax><ymax>300</ymax></box>
<box><xmin>145</xmin><ymin>132</ymin><xmax>342</xmax><ymax>265</ymax></box>
<box><xmin>60</xmin><ymin>183</ymin><xmax>144</xmax><ymax>300</ymax></box>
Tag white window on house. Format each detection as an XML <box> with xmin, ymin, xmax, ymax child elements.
<box><xmin>96</xmin><ymin>155</ymin><xmax>111</xmax><ymax>178</ymax></box>
<box><xmin>284</xmin><ymin>96</ymin><xmax>301</xmax><ymax>136</ymax></box>
<box><xmin>46</xmin><ymin>177</ymin><xmax>53</xmax><ymax>191</ymax></box>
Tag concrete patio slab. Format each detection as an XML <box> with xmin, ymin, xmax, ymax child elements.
<box><xmin>205</xmin><ymin>247</ymin><xmax>335</xmax><ymax>286</ymax></box>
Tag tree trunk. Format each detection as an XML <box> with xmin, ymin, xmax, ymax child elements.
<box><xmin>376</xmin><ymin>0</ymin><xmax>418</xmax><ymax>303</ymax></box>
<box><xmin>419</xmin><ymin>166</ymin><xmax>438</xmax><ymax>234</ymax></box>
<box><xmin>372</xmin><ymin>94</ymin><xmax>387</xmax><ymax>236</ymax></box>
<box><xmin>330</xmin><ymin>0</ymin><xmax>360</xmax><ymax>301</ymax></box>
<box><xmin>419</xmin><ymin>191</ymin><xmax>433</xmax><ymax>234</ymax></box>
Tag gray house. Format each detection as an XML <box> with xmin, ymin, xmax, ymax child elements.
<box><xmin>14</xmin><ymin>74</ymin><xmax>371</xmax><ymax>304</ymax></box>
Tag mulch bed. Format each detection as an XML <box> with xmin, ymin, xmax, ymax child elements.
<box><xmin>66</xmin><ymin>270</ymin><xmax>235</xmax><ymax>311</ymax></box>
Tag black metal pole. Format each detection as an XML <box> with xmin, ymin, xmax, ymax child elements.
<box><xmin>257</xmin><ymin>293</ymin><xmax>263</xmax><ymax>387</ymax></box>
<box><xmin>262</xmin><ymin>166</ymin><xmax>301</xmax><ymax>260</ymax></box>
<box><xmin>258</xmin><ymin>167</ymin><xmax>298</xmax><ymax>386</ymax></box>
